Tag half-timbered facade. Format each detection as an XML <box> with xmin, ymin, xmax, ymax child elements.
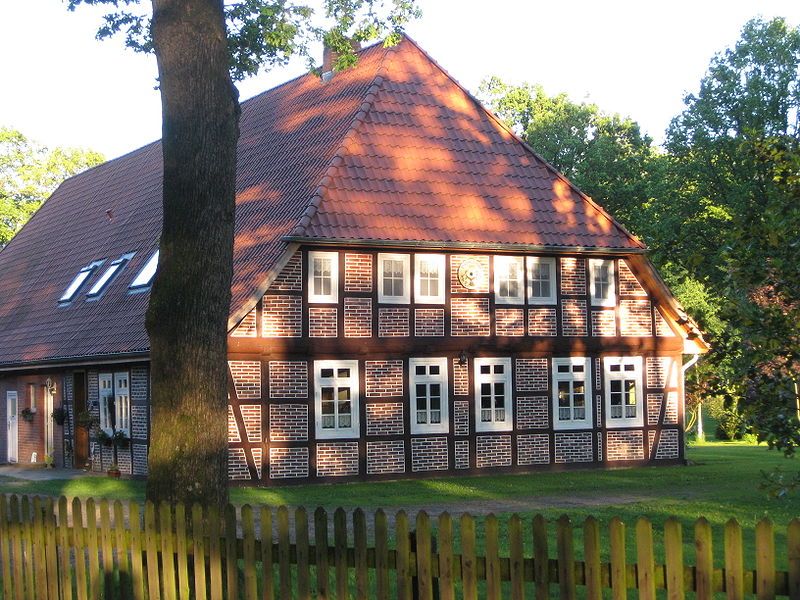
<box><xmin>0</xmin><ymin>36</ymin><xmax>706</xmax><ymax>484</ymax></box>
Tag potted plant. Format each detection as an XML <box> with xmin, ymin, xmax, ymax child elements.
<box><xmin>20</xmin><ymin>407</ymin><xmax>35</xmax><ymax>422</ymax></box>
<box><xmin>76</xmin><ymin>410</ymin><xmax>96</xmax><ymax>430</ymax></box>
<box><xmin>43</xmin><ymin>454</ymin><xmax>55</xmax><ymax>469</ymax></box>
<box><xmin>96</xmin><ymin>429</ymin><xmax>113</xmax><ymax>447</ymax></box>
<box><xmin>51</xmin><ymin>407</ymin><xmax>66</xmax><ymax>426</ymax></box>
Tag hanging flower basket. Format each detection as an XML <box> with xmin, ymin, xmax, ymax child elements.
<box><xmin>20</xmin><ymin>407</ymin><xmax>36</xmax><ymax>422</ymax></box>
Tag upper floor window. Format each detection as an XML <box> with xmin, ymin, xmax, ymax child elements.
<box><xmin>378</xmin><ymin>253</ymin><xmax>410</xmax><ymax>304</ymax></box>
<box><xmin>590</xmin><ymin>259</ymin><xmax>616</xmax><ymax>307</ymax></box>
<box><xmin>129</xmin><ymin>250</ymin><xmax>159</xmax><ymax>290</ymax></box>
<box><xmin>527</xmin><ymin>256</ymin><xmax>556</xmax><ymax>304</ymax></box>
<box><xmin>314</xmin><ymin>360</ymin><xmax>359</xmax><ymax>439</ymax></box>
<box><xmin>59</xmin><ymin>259</ymin><xmax>105</xmax><ymax>303</ymax></box>
<box><xmin>308</xmin><ymin>251</ymin><xmax>338</xmax><ymax>303</ymax></box>
<box><xmin>99</xmin><ymin>371</ymin><xmax>131</xmax><ymax>435</ymax></box>
<box><xmin>474</xmin><ymin>357</ymin><xmax>513</xmax><ymax>432</ymax></box>
<box><xmin>494</xmin><ymin>256</ymin><xmax>525</xmax><ymax>305</ymax></box>
<box><xmin>87</xmin><ymin>253</ymin><xmax>135</xmax><ymax>299</ymax></box>
<box><xmin>409</xmin><ymin>358</ymin><xmax>449</xmax><ymax>434</ymax></box>
<box><xmin>414</xmin><ymin>254</ymin><xmax>445</xmax><ymax>304</ymax></box>
<box><xmin>604</xmin><ymin>357</ymin><xmax>643</xmax><ymax>427</ymax></box>
<box><xmin>552</xmin><ymin>357</ymin><xmax>592</xmax><ymax>430</ymax></box>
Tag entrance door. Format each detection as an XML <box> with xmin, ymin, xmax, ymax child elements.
<box><xmin>73</xmin><ymin>373</ymin><xmax>89</xmax><ymax>468</ymax></box>
<box><xmin>6</xmin><ymin>392</ymin><xmax>18</xmax><ymax>463</ymax></box>
<box><xmin>44</xmin><ymin>382</ymin><xmax>54</xmax><ymax>460</ymax></box>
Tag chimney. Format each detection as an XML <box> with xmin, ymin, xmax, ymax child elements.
<box><xmin>322</xmin><ymin>38</ymin><xmax>362</xmax><ymax>81</ymax></box>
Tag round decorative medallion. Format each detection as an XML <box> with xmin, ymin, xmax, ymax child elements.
<box><xmin>457</xmin><ymin>258</ymin><xmax>483</xmax><ymax>290</ymax></box>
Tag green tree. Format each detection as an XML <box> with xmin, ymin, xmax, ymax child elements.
<box><xmin>0</xmin><ymin>127</ymin><xmax>103</xmax><ymax>246</ymax></box>
<box><xmin>68</xmin><ymin>0</ymin><xmax>420</xmax><ymax>507</ymax></box>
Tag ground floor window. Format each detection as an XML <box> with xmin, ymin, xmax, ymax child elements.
<box><xmin>603</xmin><ymin>356</ymin><xmax>643</xmax><ymax>427</ymax></box>
<box><xmin>409</xmin><ymin>357</ymin><xmax>449</xmax><ymax>434</ymax></box>
<box><xmin>99</xmin><ymin>371</ymin><xmax>130</xmax><ymax>435</ymax></box>
<box><xmin>314</xmin><ymin>360</ymin><xmax>360</xmax><ymax>439</ymax></box>
<box><xmin>552</xmin><ymin>357</ymin><xmax>592</xmax><ymax>429</ymax></box>
<box><xmin>474</xmin><ymin>357</ymin><xmax>513</xmax><ymax>432</ymax></box>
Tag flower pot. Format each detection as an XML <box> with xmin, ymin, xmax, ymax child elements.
<box><xmin>107</xmin><ymin>468</ymin><xmax>121</xmax><ymax>478</ymax></box>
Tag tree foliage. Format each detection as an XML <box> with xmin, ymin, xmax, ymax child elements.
<box><xmin>0</xmin><ymin>127</ymin><xmax>103</xmax><ymax>247</ymax></box>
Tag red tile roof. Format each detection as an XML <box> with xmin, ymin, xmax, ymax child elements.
<box><xmin>0</xmin><ymin>37</ymin><xmax>644</xmax><ymax>367</ymax></box>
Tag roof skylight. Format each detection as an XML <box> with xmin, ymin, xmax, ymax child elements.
<box><xmin>87</xmin><ymin>253</ymin><xmax>135</xmax><ymax>298</ymax></box>
<box><xmin>59</xmin><ymin>260</ymin><xmax>105</xmax><ymax>303</ymax></box>
<box><xmin>129</xmin><ymin>250</ymin><xmax>159</xmax><ymax>290</ymax></box>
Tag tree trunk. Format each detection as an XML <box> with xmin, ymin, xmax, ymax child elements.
<box><xmin>145</xmin><ymin>0</ymin><xmax>240</xmax><ymax>507</ymax></box>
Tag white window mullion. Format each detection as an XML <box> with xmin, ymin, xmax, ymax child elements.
<box><xmin>314</xmin><ymin>360</ymin><xmax>360</xmax><ymax>439</ymax></box>
<box><xmin>410</xmin><ymin>358</ymin><xmax>449</xmax><ymax>434</ymax></box>
<box><xmin>590</xmin><ymin>259</ymin><xmax>616</xmax><ymax>307</ymax></box>
<box><xmin>414</xmin><ymin>254</ymin><xmax>445</xmax><ymax>304</ymax></box>
<box><xmin>603</xmin><ymin>357</ymin><xmax>643</xmax><ymax>427</ymax></box>
<box><xmin>494</xmin><ymin>256</ymin><xmax>525</xmax><ymax>305</ymax></box>
<box><xmin>552</xmin><ymin>357</ymin><xmax>592</xmax><ymax>430</ymax></box>
<box><xmin>526</xmin><ymin>256</ymin><xmax>556</xmax><ymax>305</ymax></box>
<box><xmin>378</xmin><ymin>253</ymin><xmax>410</xmax><ymax>304</ymax></box>
<box><xmin>308</xmin><ymin>251</ymin><xmax>339</xmax><ymax>303</ymax></box>
<box><xmin>474</xmin><ymin>358</ymin><xmax>513</xmax><ymax>432</ymax></box>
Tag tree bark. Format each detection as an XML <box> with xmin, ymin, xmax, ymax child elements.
<box><xmin>145</xmin><ymin>0</ymin><xmax>239</xmax><ymax>507</ymax></box>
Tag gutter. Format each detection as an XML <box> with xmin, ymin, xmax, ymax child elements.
<box><xmin>0</xmin><ymin>351</ymin><xmax>150</xmax><ymax>373</ymax></box>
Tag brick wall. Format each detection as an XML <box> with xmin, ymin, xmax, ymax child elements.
<box><xmin>655</xmin><ymin>429</ymin><xmax>680</xmax><ymax>459</ymax></box>
<box><xmin>560</xmin><ymin>257</ymin><xmax>586</xmax><ymax>295</ymax></box>
<box><xmin>366</xmin><ymin>441</ymin><xmax>405</xmax><ymax>475</ymax></box>
<box><xmin>228</xmin><ymin>447</ymin><xmax>250</xmax><ymax>480</ymax></box>
<box><xmin>269</xmin><ymin>404</ymin><xmax>308</xmax><ymax>441</ymax></box>
<box><xmin>665</xmin><ymin>392</ymin><xmax>678</xmax><ymax>424</ymax></box>
<box><xmin>591</xmin><ymin>310</ymin><xmax>616</xmax><ymax>337</ymax></box>
<box><xmin>606</xmin><ymin>430</ymin><xmax>644</xmax><ymax>461</ymax></box>
<box><xmin>231</xmin><ymin>309</ymin><xmax>257</xmax><ymax>337</ymax></box>
<box><xmin>475</xmin><ymin>435</ymin><xmax>512</xmax><ymax>468</ymax></box>
<box><xmin>453</xmin><ymin>359</ymin><xmax>469</xmax><ymax>396</ymax></box>
<box><xmin>411</xmin><ymin>437</ymin><xmax>449</xmax><ymax>472</ymax></box>
<box><xmin>252</xmin><ymin>447</ymin><xmax>263</xmax><ymax>480</ymax></box>
<box><xmin>262</xmin><ymin>295</ymin><xmax>302</xmax><ymax>337</ymax></box>
<box><xmin>227</xmin><ymin>406</ymin><xmax>240</xmax><ymax>443</ymax></box>
<box><xmin>450</xmin><ymin>255</ymin><xmax>490</xmax><ymax>293</ymax></box>
<box><xmin>496</xmin><ymin>308</ymin><xmax>525</xmax><ymax>336</ymax></box>
<box><xmin>132</xmin><ymin>443</ymin><xmax>148</xmax><ymax>476</ymax></box>
<box><xmin>451</xmin><ymin>298</ymin><xmax>490</xmax><ymax>336</ymax></box>
<box><xmin>240</xmin><ymin>404</ymin><xmax>262</xmax><ymax>443</ymax></box>
<box><xmin>316</xmin><ymin>442</ymin><xmax>359</xmax><ymax>477</ymax></box>
<box><xmin>620</xmin><ymin>300</ymin><xmax>652</xmax><ymax>336</ymax></box>
<box><xmin>454</xmin><ymin>439</ymin><xmax>470</xmax><ymax>469</ymax></box>
<box><xmin>269</xmin><ymin>252</ymin><xmax>302</xmax><ymax>291</ymax></box>
<box><xmin>554</xmin><ymin>432</ymin><xmax>593</xmax><ymax>463</ymax></box>
<box><xmin>528</xmin><ymin>308</ymin><xmax>557</xmax><ymax>336</ymax></box>
<box><xmin>414</xmin><ymin>309</ymin><xmax>445</xmax><ymax>336</ymax></box>
<box><xmin>344</xmin><ymin>297</ymin><xmax>372</xmax><ymax>338</ymax></box>
<box><xmin>561</xmin><ymin>299</ymin><xmax>588</xmax><ymax>336</ymax></box>
<box><xmin>378</xmin><ymin>308</ymin><xmax>410</xmax><ymax>337</ymax></box>
<box><xmin>647</xmin><ymin>393</ymin><xmax>663</xmax><ymax>426</ymax></box>
<box><xmin>517</xmin><ymin>396</ymin><xmax>549</xmax><ymax>429</ymax></box>
<box><xmin>365</xmin><ymin>361</ymin><xmax>403</xmax><ymax>397</ymax></box>
<box><xmin>345</xmin><ymin>253</ymin><xmax>373</xmax><ymax>292</ymax></box>
<box><xmin>654</xmin><ymin>309</ymin><xmax>676</xmax><ymax>336</ymax></box>
<box><xmin>309</xmin><ymin>307</ymin><xmax>338</xmax><ymax>337</ymax></box>
<box><xmin>366</xmin><ymin>403</ymin><xmax>404</xmax><ymax>436</ymax></box>
<box><xmin>516</xmin><ymin>358</ymin><xmax>548</xmax><ymax>392</ymax></box>
<box><xmin>269</xmin><ymin>447</ymin><xmax>309</xmax><ymax>479</ymax></box>
<box><xmin>517</xmin><ymin>434</ymin><xmax>550</xmax><ymax>465</ymax></box>
<box><xmin>646</xmin><ymin>357</ymin><xmax>672</xmax><ymax>388</ymax></box>
<box><xmin>618</xmin><ymin>261</ymin><xmax>647</xmax><ymax>296</ymax></box>
<box><xmin>454</xmin><ymin>401</ymin><xmax>470</xmax><ymax>436</ymax></box>
<box><xmin>229</xmin><ymin>361</ymin><xmax>261</xmax><ymax>400</ymax></box>
<box><xmin>269</xmin><ymin>361</ymin><xmax>308</xmax><ymax>398</ymax></box>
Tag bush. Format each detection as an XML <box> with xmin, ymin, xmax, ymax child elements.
<box><xmin>715</xmin><ymin>408</ymin><xmax>747</xmax><ymax>440</ymax></box>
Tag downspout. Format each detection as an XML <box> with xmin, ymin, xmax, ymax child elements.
<box><xmin>682</xmin><ymin>353</ymin><xmax>701</xmax><ymax>442</ymax></box>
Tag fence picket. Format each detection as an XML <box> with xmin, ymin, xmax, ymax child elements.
<box><xmin>99</xmin><ymin>499</ymin><xmax>115</xmax><ymax>600</ymax></box>
<box><xmin>695</xmin><ymin>517</ymin><xmax>713</xmax><ymax>600</ymax></box>
<box><xmin>788</xmin><ymin>519</ymin><xmax>800</xmax><ymax>600</ymax></box>
<box><xmin>145</xmin><ymin>501</ymin><xmax>162</xmax><ymax>600</ymax></box>
<box><xmin>415</xmin><ymin>511</ymin><xmax>434</xmax><ymax>600</ymax></box>
<box><xmin>0</xmin><ymin>496</ymin><xmax>12</xmax><ymax>600</ymax></box>
<box><xmin>314</xmin><ymin>507</ymin><xmax>328</xmax><ymax>600</ymax></box>
<box><xmin>375</xmin><ymin>510</ymin><xmax>389</xmax><ymax>600</ymax></box>
<box><xmin>296</xmin><ymin>507</ymin><xmax>311</xmax><ymax>600</ymax></box>
<box><xmin>160</xmin><ymin>501</ymin><xmax>177</xmax><ymax>600</ymax></box>
<box><xmin>460</xmin><ymin>513</ymin><xmax>477</xmax><ymax>600</ymax></box>
<box><xmin>115</xmin><ymin>501</ymin><xmax>132</xmax><ymax>600</ymax></box>
<box><xmin>207</xmin><ymin>505</ymin><xmax>223</xmax><ymax>600</ymax></box>
<box><xmin>354</xmin><ymin>508</ymin><xmax>368</xmax><ymax>600</ymax></box>
<box><xmin>260</xmin><ymin>506</ymin><xmax>274</xmax><ymax>600</ymax></box>
<box><xmin>8</xmin><ymin>495</ymin><xmax>23</xmax><ymax>600</ymax></box>
<box><xmin>756</xmin><ymin>518</ymin><xmax>775</xmax><ymax>600</ymax></box>
<box><xmin>609</xmin><ymin>517</ymin><xmax>627</xmax><ymax>600</ymax></box>
<box><xmin>224</xmin><ymin>504</ymin><xmax>239</xmax><ymax>600</ymax></box>
<box><xmin>20</xmin><ymin>496</ymin><xmax>34</xmax><ymax>600</ymax></box>
<box><xmin>725</xmin><ymin>518</ymin><xmax>744</xmax><ymax>600</ymax></box>
<box><xmin>438</xmin><ymin>512</ymin><xmax>455</xmax><ymax>600</ymax></box>
<box><xmin>277</xmin><ymin>506</ymin><xmax>291</xmax><ymax>600</ymax></box>
<box><xmin>396</xmin><ymin>511</ymin><xmax>412</xmax><ymax>600</ymax></box>
<box><xmin>242</xmin><ymin>505</ymin><xmax>257</xmax><ymax>600</ymax></box>
<box><xmin>584</xmin><ymin>516</ymin><xmax>601</xmax><ymax>600</ymax></box>
<box><xmin>664</xmin><ymin>517</ymin><xmax>684</xmax><ymax>600</ymax></box>
<box><xmin>129</xmin><ymin>502</ymin><xmax>145</xmax><ymax>600</ymax></box>
<box><xmin>174</xmin><ymin>502</ymin><xmax>190</xmax><ymax>600</ymax></box>
<box><xmin>190</xmin><ymin>504</ymin><xmax>207</xmax><ymax>600</ymax></box>
<box><xmin>532</xmin><ymin>515</ymin><xmax>549</xmax><ymax>600</ymax></box>
<box><xmin>485</xmin><ymin>513</ymin><xmax>501</xmax><ymax>600</ymax></box>
<box><xmin>57</xmin><ymin>496</ymin><xmax>74</xmax><ymax>600</ymax></box>
<box><xmin>71</xmin><ymin>498</ymin><xmax>88</xmax><ymax>600</ymax></box>
<box><xmin>557</xmin><ymin>515</ymin><xmax>576</xmax><ymax>600</ymax></box>
<box><xmin>333</xmin><ymin>508</ymin><xmax>348</xmax><ymax>600</ymax></box>
<box><xmin>82</xmin><ymin>498</ymin><xmax>99</xmax><ymax>600</ymax></box>
<box><xmin>635</xmin><ymin>518</ymin><xmax>656</xmax><ymax>600</ymax></box>
<box><xmin>32</xmin><ymin>498</ymin><xmax>49</xmax><ymax>599</ymax></box>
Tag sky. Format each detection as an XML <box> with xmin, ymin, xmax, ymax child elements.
<box><xmin>2</xmin><ymin>0</ymin><xmax>799</xmax><ymax>160</ymax></box>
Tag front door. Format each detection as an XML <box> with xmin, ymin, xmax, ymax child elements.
<box><xmin>44</xmin><ymin>382</ymin><xmax>54</xmax><ymax>460</ymax></box>
<box><xmin>73</xmin><ymin>372</ymin><xmax>89</xmax><ymax>468</ymax></box>
<box><xmin>6</xmin><ymin>392</ymin><xmax>18</xmax><ymax>463</ymax></box>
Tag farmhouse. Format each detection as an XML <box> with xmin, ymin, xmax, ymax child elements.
<box><xmin>0</xmin><ymin>37</ymin><xmax>706</xmax><ymax>484</ymax></box>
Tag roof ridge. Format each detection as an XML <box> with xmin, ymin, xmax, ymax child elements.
<box><xmin>287</xmin><ymin>42</ymin><xmax>396</xmax><ymax>238</ymax></box>
<box><xmin>399</xmin><ymin>35</ymin><xmax>646</xmax><ymax>251</ymax></box>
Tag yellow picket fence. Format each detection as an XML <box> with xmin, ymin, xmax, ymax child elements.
<box><xmin>0</xmin><ymin>493</ymin><xmax>797</xmax><ymax>599</ymax></box>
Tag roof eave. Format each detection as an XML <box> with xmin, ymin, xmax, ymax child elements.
<box><xmin>0</xmin><ymin>351</ymin><xmax>151</xmax><ymax>373</ymax></box>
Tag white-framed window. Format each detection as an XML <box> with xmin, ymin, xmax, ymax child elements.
<box><xmin>414</xmin><ymin>254</ymin><xmax>445</xmax><ymax>304</ymax></box>
<box><xmin>526</xmin><ymin>256</ymin><xmax>557</xmax><ymax>304</ymax></box>
<box><xmin>87</xmin><ymin>253</ymin><xmax>135</xmax><ymax>299</ymax></box>
<box><xmin>99</xmin><ymin>371</ymin><xmax>130</xmax><ymax>435</ymax></box>
<box><xmin>494</xmin><ymin>256</ymin><xmax>525</xmax><ymax>305</ymax></box>
<box><xmin>308</xmin><ymin>251</ymin><xmax>338</xmax><ymax>303</ymax></box>
<box><xmin>409</xmin><ymin>358</ymin><xmax>449</xmax><ymax>434</ymax></box>
<box><xmin>474</xmin><ymin>358</ymin><xmax>513</xmax><ymax>432</ymax></box>
<box><xmin>59</xmin><ymin>259</ymin><xmax>105</xmax><ymax>303</ymax></box>
<box><xmin>603</xmin><ymin>357</ymin><xmax>644</xmax><ymax>427</ymax></box>
<box><xmin>314</xmin><ymin>360</ymin><xmax>359</xmax><ymax>439</ymax></box>
<box><xmin>129</xmin><ymin>250</ymin><xmax>159</xmax><ymax>290</ymax></box>
<box><xmin>378</xmin><ymin>253</ymin><xmax>410</xmax><ymax>304</ymax></box>
<box><xmin>552</xmin><ymin>357</ymin><xmax>592</xmax><ymax>430</ymax></box>
<box><xmin>589</xmin><ymin>259</ymin><xmax>616</xmax><ymax>307</ymax></box>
